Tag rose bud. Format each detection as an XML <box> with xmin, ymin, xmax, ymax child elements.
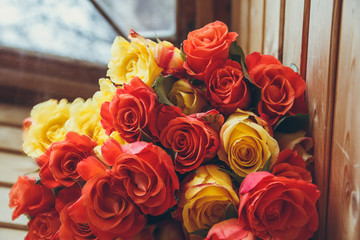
<box><xmin>153</xmin><ymin>41</ymin><xmax>186</xmax><ymax>78</ymax></box>
<box><xmin>168</xmin><ymin>79</ymin><xmax>208</xmax><ymax>115</ymax></box>
<box><xmin>174</xmin><ymin>165</ymin><xmax>239</xmax><ymax>234</ymax></box>
<box><xmin>9</xmin><ymin>175</ymin><xmax>55</xmax><ymax>220</ymax></box>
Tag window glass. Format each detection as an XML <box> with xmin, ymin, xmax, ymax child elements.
<box><xmin>0</xmin><ymin>0</ymin><xmax>117</xmax><ymax>64</ymax></box>
<box><xmin>96</xmin><ymin>0</ymin><xmax>177</xmax><ymax>38</ymax></box>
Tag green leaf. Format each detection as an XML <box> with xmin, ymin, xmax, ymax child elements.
<box><xmin>229</xmin><ymin>41</ymin><xmax>261</xmax><ymax>109</ymax></box>
<box><xmin>248</xmin><ymin>80</ymin><xmax>262</xmax><ymax>110</ymax></box>
<box><xmin>180</xmin><ymin>43</ymin><xmax>186</xmax><ymax>61</ymax></box>
<box><xmin>139</xmin><ymin>128</ymin><xmax>153</xmax><ymax>142</ymax></box>
<box><xmin>190</xmin><ymin>228</ymin><xmax>210</xmax><ymax>238</ymax></box>
<box><xmin>34</xmin><ymin>176</ymin><xmax>41</xmax><ymax>185</ymax></box>
<box><xmin>290</xmin><ymin>63</ymin><xmax>299</xmax><ymax>73</ymax></box>
<box><xmin>218</xmin><ymin>168</ymin><xmax>244</xmax><ymax>185</ymax></box>
<box><xmin>224</xmin><ymin>202</ymin><xmax>238</xmax><ymax>220</ymax></box>
<box><xmin>261</xmin><ymin>155</ymin><xmax>273</xmax><ymax>172</ymax></box>
<box><xmin>152</xmin><ymin>75</ymin><xmax>177</xmax><ymax>106</ymax></box>
<box><xmin>154</xmin><ymin>32</ymin><xmax>161</xmax><ymax>43</ymax></box>
<box><xmin>274</xmin><ymin>114</ymin><xmax>309</xmax><ymax>133</ymax></box>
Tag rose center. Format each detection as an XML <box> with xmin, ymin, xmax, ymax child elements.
<box><xmin>267</xmin><ymin>85</ymin><xmax>282</xmax><ymax>102</ymax></box>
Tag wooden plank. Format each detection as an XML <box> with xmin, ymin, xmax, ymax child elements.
<box><xmin>195</xmin><ymin>0</ymin><xmax>214</xmax><ymax>28</ymax></box>
<box><xmin>263</xmin><ymin>0</ymin><xmax>281</xmax><ymax>58</ymax></box>
<box><xmin>305</xmin><ymin>0</ymin><xmax>340</xmax><ymax>239</ymax></box>
<box><xmin>0</xmin><ymin>227</ymin><xmax>27</xmax><ymax>240</ymax></box>
<box><xmin>0</xmin><ymin>187</ymin><xmax>28</xmax><ymax>227</ymax></box>
<box><xmin>237</xmin><ymin>0</ymin><xmax>250</xmax><ymax>55</ymax></box>
<box><xmin>248</xmin><ymin>0</ymin><xmax>265</xmax><ymax>54</ymax></box>
<box><xmin>0</xmin><ymin>152</ymin><xmax>37</xmax><ymax>186</ymax></box>
<box><xmin>0</xmin><ymin>125</ymin><xmax>23</xmax><ymax>154</ymax></box>
<box><xmin>327</xmin><ymin>0</ymin><xmax>360</xmax><ymax>239</ymax></box>
<box><xmin>282</xmin><ymin>0</ymin><xmax>305</xmax><ymax>69</ymax></box>
<box><xmin>0</xmin><ymin>103</ymin><xmax>30</xmax><ymax>127</ymax></box>
<box><xmin>0</xmin><ymin>46</ymin><xmax>104</xmax><ymax>106</ymax></box>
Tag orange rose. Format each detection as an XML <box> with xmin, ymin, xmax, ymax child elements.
<box><xmin>160</xmin><ymin>116</ymin><xmax>219</xmax><ymax>173</ymax></box>
<box><xmin>76</xmin><ymin>172</ymin><xmax>146</xmax><ymax>239</ymax></box>
<box><xmin>238</xmin><ymin>172</ymin><xmax>320</xmax><ymax>240</ymax></box>
<box><xmin>101</xmin><ymin>77</ymin><xmax>158</xmax><ymax>142</ymax></box>
<box><xmin>271</xmin><ymin>149</ymin><xmax>312</xmax><ymax>182</ymax></box>
<box><xmin>9</xmin><ymin>175</ymin><xmax>55</xmax><ymax>220</ymax></box>
<box><xmin>58</xmin><ymin>202</ymin><xmax>97</xmax><ymax>240</ymax></box>
<box><xmin>205</xmin><ymin>59</ymin><xmax>251</xmax><ymax>115</ymax></box>
<box><xmin>183</xmin><ymin>21</ymin><xmax>238</xmax><ymax>80</ymax></box>
<box><xmin>25</xmin><ymin>210</ymin><xmax>61</xmax><ymax>240</ymax></box>
<box><xmin>246</xmin><ymin>52</ymin><xmax>306</xmax><ymax>125</ymax></box>
<box><xmin>102</xmin><ymin>140</ymin><xmax>179</xmax><ymax>216</ymax></box>
<box><xmin>38</xmin><ymin>132</ymin><xmax>98</xmax><ymax>189</ymax></box>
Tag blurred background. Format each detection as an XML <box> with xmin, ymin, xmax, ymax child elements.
<box><xmin>0</xmin><ymin>0</ymin><xmax>231</xmax><ymax>106</ymax></box>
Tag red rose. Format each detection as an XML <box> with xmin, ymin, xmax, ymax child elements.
<box><xmin>25</xmin><ymin>210</ymin><xmax>61</xmax><ymax>240</ymax></box>
<box><xmin>55</xmin><ymin>184</ymin><xmax>82</xmax><ymax>212</ymax></box>
<box><xmin>183</xmin><ymin>21</ymin><xmax>238</xmax><ymax>80</ymax></box>
<box><xmin>58</xmin><ymin>202</ymin><xmax>97</xmax><ymax>240</ymax></box>
<box><xmin>9</xmin><ymin>175</ymin><xmax>55</xmax><ymax>220</ymax></box>
<box><xmin>149</xmin><ymin>104</ymin><xmax>185</xmax><ymax>140</ymax></box>
<box><xmin>238</xmin><ymin>172</ymin><xmax>320</xmax><ymax>240</ymax></box>
<box><xmin>205</xmin><ymin>59</ymin><xmax>251</xmax><ymax>115</ymax></box>
<box><xmin>272</xmin><ymin>149</ymin><xmax>312</xmax><ymax>182</ymax></box>
<box><xmin>205</xmin><ymin>219</ymin><xmax>255</xmax><ymax>240</ymax></box>
<box><xmin>246</xmin><ymin>52</ymin><xmax>306</xmax><ymax>125</ymax></box>
<box><xmin>101</xmin><ymin>77</ymin><xmax>158</xmax><ymax>142</ymax></box>
<box><xmin>39</xmin><ymin>132</ymin><xmax>98</xmax><ymax>188</ymax></box>
<box><xmin>77</xmin><ymin>172</ymin><xmax>146</xmax><ymax>239</ymax></box>
<box><xmin>102</xmin><ymin>140</ymin><xmax>179</xmax><ymax>215</ymax></box>
<box><xmin>160</xmin><ymin>116</ymin><xmax>219</xmax><ymax>173</ymax></box>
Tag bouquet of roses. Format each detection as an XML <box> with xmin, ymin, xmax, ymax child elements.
<box><xmin>9</xmin><ymin>21</ymin><xmax>319</xmax><ymax>240</ymax></box>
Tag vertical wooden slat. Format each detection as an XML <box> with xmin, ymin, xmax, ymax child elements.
<box><xmin>195</xmin><ymin>0</ymin><xmax>215</xmax><ymax>28</ymax></box>
<box><xmin>238</xmin><ymin>0</ymin><xmax>250</xmax><ymax>55</ymax></box>
<box><xmin>282</xmin><ymin>0</ymin><xmax>305</xmax><ymax>70</ymax></box>
<box><xmin>327</xmin><ymin>0</ymin><xmax>360</xmax><ymax>239</ymax></box>
<box><xmin>248</xmin><ymin>0</ymin><xmax>265</xmax><ymax>54</ymax></box>
<box><xmin>263</xmin><ymin>0</ymin><xmax>282</xmax><ymax>58</ymax></box>
<box><xmin>305</xmin><ymin>0</ymin><xmax>340</xmax><ymax>239</ymax></box>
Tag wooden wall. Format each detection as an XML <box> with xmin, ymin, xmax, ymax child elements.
<box><xmin>231</xmin><ymin>0</ymin><xmax>360</xmax><ymax>239</ymax></box>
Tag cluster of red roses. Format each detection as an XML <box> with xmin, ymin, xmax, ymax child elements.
<box><xmin>9</xmin><ymin>21</ymin><xmax>320</xmax><ymax>240</ymax></box>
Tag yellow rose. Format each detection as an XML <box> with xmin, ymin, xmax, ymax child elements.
<box><xmin>107</xmin><ymin>36</ymin><xmax>163</xmax><ymax>87</ymax></box>
<box><xmin>65</xmin><ymin>98</ymin><xmax>108</xmax><ymax>144</ymax></box>
<box><xmin>176</xmin><ymin>165</ymin><xmax>239</xmax><ymax>233</ymax></box>
<box><xmin>92</xmin><ymin>78</ymin><xmax>117</xmax><ymax>107</ymax></box>
<box><xmin>168</xmin><ymin>79</ymin><xmax>207</xmax><ymax>115</ymax></box>
<box><xmin>218</xmin><ymin>110</ymin><xmax>279</xmax><ymax>177</ymax></box>
<box><xmin>22</xmin><ymin>99</ymin><xmax>70</xmax><ymax>158</ymax></box>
